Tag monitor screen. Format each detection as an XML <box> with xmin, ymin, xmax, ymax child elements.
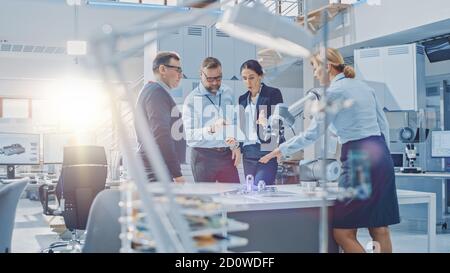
<box><xmin>431</xmin><ymin>131</ymin><xmax>450</xmax><ymax>157</ymax></box>
<box><xmin>0</xmin><ymin>133</ymin><xmax>40</xmax><ymax>165</ymax></box>
<box><xmin>43</xmin><ymin>133</ymin><xmax>75</xmax><ymax>164</ymax></box>
<box><xmin>390</xmin><ymin>153</ymin><xmax>404</xmax><ymax>167</ymax></box>
<box><xmin>423</xmin><ymin>37</ymin><xmax>450</xmax><ymax>63</ymax></box>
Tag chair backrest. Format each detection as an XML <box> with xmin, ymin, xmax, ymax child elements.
<box><xmin>60</xmin><ymin>146</ymin><xmax>107</xmax><ymax>230</ymax></box>
<box><xmin>0</xmin><ymin>179</ymin><xmax>28</xmax><ymax>253</ymax></box>
<box><xmin>63</xmin><ymin>145</ymin><xmax>107</xmax><ymax>166</ymax></box>
<box><xmin>83</xmin><ymin>189</ymin><xmax>121</xmax><ymax>253</ymax></box>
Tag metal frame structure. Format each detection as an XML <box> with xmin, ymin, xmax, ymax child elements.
<box><xmin>90</xmin><ymin>0</ymin><xmax>236</xmax><ymax>252</ymax></box>
<box><xmin>89</xmin><ymin>0</ymin><xmax>353</xmax><ymax>253</ymax></box>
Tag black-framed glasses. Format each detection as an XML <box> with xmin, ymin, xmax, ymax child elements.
<box><xmin>202</xmin><ymin>71</ymin><xmax>222</xmax><ymax>83</ymax></box>
<box><xmin>164</xmin><ymin>64</ymin><xmax>183</xmax><ymax>73</ymax></box>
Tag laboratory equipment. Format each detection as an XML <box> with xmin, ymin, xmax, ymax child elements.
<box><xmin>355</xmin><ymin>44</ymin><xmax>426</xmax><ymax>111</ymax></box>
<box><xmin>401</xmin><ymin>144</ymin><xmax>422</xmax><ymax>173</ymax></box>
<box><xmin>257</xmin><ymin>180</ymin><xmax>266</xmax><ymax>192</ymax></box>
<box><xmin>390</xmin><ymin>153</ymin><xmax>404</xmax><ymax>172</ymax></box>
<box><xmin>399</xmin><ymin>127</ymin><xmax>430</xmax><ymax>173</ymax></box>
<box><xmin>431</xmin><ymin>130</ymin><xmax>450</xmax><ymax>158</ymax></box>
<box><xmin>299</xmin><ymin>158</ymin><xmax>341</xmax><ymax>182</ymax></box>
<box><xmin>269</xmin><ymin>88</ymin><xmax>321</xmax><ymax>130</ymax></box>
<box><xmin>245</xmin><ymin>175</ymin><xmax>254</xmax><ymax>193</ymax></box>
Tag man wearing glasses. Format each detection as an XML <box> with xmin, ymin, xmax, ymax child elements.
<box><xmin>183</xmin><ymin>57</ymin><xmax>241</xmax><ymax>183</ymax></box>
<box><xmin>135</xmin><ymin>51</ymin><xmax>185</xmax><ymax>183</ymax></box>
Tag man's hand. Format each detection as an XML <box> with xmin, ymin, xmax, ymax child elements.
<box><xmin>173</xmin><ymin>176</ymin><xmax>186</xmax><ymax>183</ymax></box>
<box><xmin>231</xmin><ymin>147</ymin><xmax>241</xmax><ymax>167</ymax></box>
<box><xmin>208</xmin><ymin>118</ymin><xmax>229</xmax><ymax>134</ymax></box>
<box><xmin>259</xmin><ymin>148</ymin><xmax>281</xmax><ymax>164</ymax></box>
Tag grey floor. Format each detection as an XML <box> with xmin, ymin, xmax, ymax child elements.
<box><xmin>12</xmin><ymin>199</ymin><xmax>65</xmax><ymax>253</ymax></box>
<box><xmin>11</xmin><ymin>198</ymin><xmax>450</xmax><ymax>253</ymax></box>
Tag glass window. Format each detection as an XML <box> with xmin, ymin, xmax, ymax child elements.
<box><xmin>2</xmin><ymin>98</ymin><xmax>29</xmax><ymax>118</ymax></box>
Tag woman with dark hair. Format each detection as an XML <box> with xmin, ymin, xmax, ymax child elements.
<box><xmin>259</xmin><ymin>48</ymin><xmax>400</xmax><ymax>253</ymax></box>
<box><xmin>226</xmin><ymin>59</ymin><xmax>284</xmax><ymax>185</ymax></box>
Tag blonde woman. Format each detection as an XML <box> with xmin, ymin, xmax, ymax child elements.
<box><xmin>260</xmin><ymin>48</ymin><xmax>400</xmax><ymax>253</ymax></box>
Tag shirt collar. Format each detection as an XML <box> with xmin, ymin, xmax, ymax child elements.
<box><xmin>156</xmin><ymin>80</ymin><xmax>171</xmax><ymax>92</ymax></box>
<box><xmin>331</xmin><ymin>73</ymin><xmax>345</xmax><ymax>84</ymax></box>
<box><xmin>248</xmin><ymin>83</ymin><xmax>263</xmax><ymax>105</ymax></box>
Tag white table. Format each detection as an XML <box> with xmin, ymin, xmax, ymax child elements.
<box><xmin>220</xmin><ymin>185</ymin><xmax>436</xmax><ymax>252</ymax></box>
<box><xmin>396</xmin><ymin>189</ymin><xmax>436</xmax><ymax>253</ymax></box>
<box><xmin>144</xmin><ymin>182</ymin><xmax>437</xmax><ymax>252</ymax></box>
<box><xmin>395</xmin><ymin>172</ymin><xmax>450</xmax><ymax>179</ymax></box>
<box><xmin>218</xmin><ymin>185</ymin><xmax>436</xmax><ymax>252</ymax></box>
<box><xmin>395</xmin><ymin>172</ymin><xmax>449</xmax><ymax>229</ymax></box>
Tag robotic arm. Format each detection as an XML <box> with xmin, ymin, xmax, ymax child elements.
<box><xmin>267</xmin><ymin>88</ymin><xmax>321</xmax><ymax>135</ymax></box>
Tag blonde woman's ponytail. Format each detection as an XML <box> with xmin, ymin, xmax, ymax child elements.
<box><xmin>343</xmin><ymin>65</ymin><xmax>355</xmax><ymax>79</ymax></box>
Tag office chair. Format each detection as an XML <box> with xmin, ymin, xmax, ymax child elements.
<box><xmin>83</xmin><ymin>189</ymin><xmax>121</xmax><ymax>253</ymax></box>
<box><xmin>40</xmin><ymin>145</ymin><xmax>107</xmax><ymax>253</ymax></box>
<box><xmin>0</xmin><ymin>179</ymin><xmax>28</xmax><ymax>253</ymax></box>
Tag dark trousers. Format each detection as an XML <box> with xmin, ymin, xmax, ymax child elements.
<box><xmin>139</xmin><ymin>153</ymin><xmax>158</xmax><ymax>182</ymax></box>
<box><xmin>242</xmin><ymin>144</ymin><xmax>278</xmax><ymax>185</ymax></box>
<box><xmin>191</xmin><ymin>147</ymin><xmax>240</xmax><ymax>183</ymax></box>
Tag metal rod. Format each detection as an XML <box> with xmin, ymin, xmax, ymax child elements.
<box><xmin>297</xmin><ymin>0</ymin><xmax>302</xmax><ymax>17</ymax></box>
<box><xmin>89</xmin><ymin>0</ymin><xmax>237</xmax><ymax>252</ymax></box>
<box><xmin>303</xmin><ymin>0</ymin><xmax>308</xmax><ymax>30</ymax></box>
<box><xmin>319</xmin><ymin>9</ymin><xmax>330</xmax><ymax>254</ymax></box>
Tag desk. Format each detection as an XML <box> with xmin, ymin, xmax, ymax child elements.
<box><xmin>396</xmin><ymin>189</ymin><xmax>436</xmax><ymax>253</ymax></box>
<box><xmin>395</xmin><ymin>172</ymin><xmax>450</xmax><ymax>179</ymax></box>
<box><xmin>395</xmin><ymin>172</ymin><xmax>449</xmax><ymax>228</ymax></box>
<box><xmin>142</xmin><ymin>183</ymin><xmax>436</xmax><ymax>252</ymax></box>
<box><xmin>219</xmin><ymin>186</ymin><xmax>436</xmax><ymax>253</ymax></box>
<box><xmin>213</xmin><ymin>187</ymin><xmax>337</xmax><ymax>253</ymax></box>
<box><xmin>146</xmin><ymin>183</ymin><xmax>435</xmax><ymax>252</ymax></box>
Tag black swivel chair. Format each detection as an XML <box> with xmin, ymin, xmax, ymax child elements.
<box><xmin>40</xmin><ymin>145</ymin><xmax>107</xmax><ymax>253</ymax></box>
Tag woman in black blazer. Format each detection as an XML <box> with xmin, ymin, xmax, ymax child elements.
<box><xmin>227</xmin><ymin>60</ymin><xmax>284</xmax><ymax>185</ymax></box>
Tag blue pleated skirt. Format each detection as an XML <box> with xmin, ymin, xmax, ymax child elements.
<box><xmin>332</xmin><ymin>135</ymin><xmax>400</xmax><ymax>229</ymax></box>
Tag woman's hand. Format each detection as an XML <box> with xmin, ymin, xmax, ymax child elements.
<box><xmin>225</xmin><ymin>137</ymin><xmax>237</xmax><ymax>146</ymax></box>
<box><xmin>257</xmin><ymin>109</ymin><xmax>268</xmax><ymax>127</ymax></box>
<box><xmin>231</xmin><ymin>148</ymin><xmax>241</xmax><ymax>167</ymax></box>
<box><xmin>259</xmin><ymin>148</ymin><xmax>282</xmax><ymax>164</ymax></box>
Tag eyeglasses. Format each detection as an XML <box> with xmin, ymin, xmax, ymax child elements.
<box><xmin>202</xmin><ymin>71</ymin><xmax>222</xmax><ymax>83</ymax></box>
<box><xmin>164</xmin><ymin>64</ymin><xmax>183</xmax><ymax>73</ymax></box>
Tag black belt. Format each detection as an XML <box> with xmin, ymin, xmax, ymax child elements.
<box><xmin>194</xmin><ymin>147</ymin><xmax>229</xmax><ymax>152</ymax></box>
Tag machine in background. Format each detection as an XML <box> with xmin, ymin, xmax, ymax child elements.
<box><xmin>398</xmin><ymin>127</ymin><xmax>430</xmax><ymax>173</ymax></box>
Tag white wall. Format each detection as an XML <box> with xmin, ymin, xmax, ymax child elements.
<box><xmin>328</xmin><ymin>0</ymin><xmax>450</xmax><ymax>49</ymax></box>
<box><xmin>0</xmin><ymin>0</ymin><xmax>218</xmax><ymax>97</ymax></box>
<box><xmin>351</xmin><ymin>0</ymin><xmax>450</xmax><ymax>44</ymax></box>
<box><xmin>0</xmin><ymin>0</ymin><xmax>213</xmax><ymax>45</ymax></box>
